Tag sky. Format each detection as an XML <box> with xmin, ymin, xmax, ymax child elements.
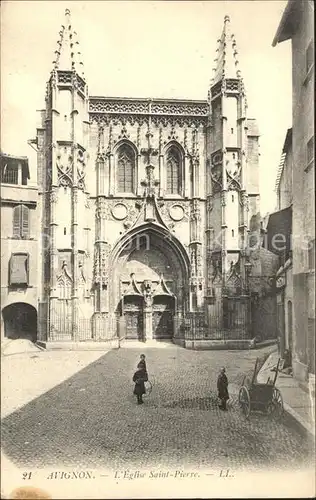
<box><xmin>1</xmin><ymin>0</ymin><xmax>292</xmax><ymax>215</ymax></box>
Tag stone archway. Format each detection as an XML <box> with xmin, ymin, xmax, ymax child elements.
<box><xmin>2</xmin><ymin>302</ymin><xmax>37</xmax><ymax>342</ymax></box>
<box><xmin>109</xmin><ymin>224</ymin><xmax>189</xmax><ymax>342</ymax></box>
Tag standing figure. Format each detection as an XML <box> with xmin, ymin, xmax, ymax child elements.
<box><xmin>217</xmin><ymin>367</ymin><xmax>229</xmax><ymax>411</ymax></box>
<box><xmin>138</xmin><ymin>353</ymin><xmax>147</xmax><ymax>372</ymax></box>
<box><xmin>133</xmin><ymin>365</ymin><xmax>148</xmax><ymax>405</ymax></box>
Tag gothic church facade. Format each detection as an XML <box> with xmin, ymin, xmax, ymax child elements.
<box><xmin>35</xmin><ymin>10</ymin><xmax>261</xmax><ymax>347</ymax></box>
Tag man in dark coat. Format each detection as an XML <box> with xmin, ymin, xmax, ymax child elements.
<box><xmin>133</xmin><ymin>365</ymin><xmax>148</xmax><ymax>405</ymax></box>
<box><xmin>217</xmin><ymin>367</ymin><xmax>229</xmax><ymax>411</ymax></box>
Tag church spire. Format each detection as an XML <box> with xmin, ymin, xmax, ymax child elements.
<box><xmin>211</xmin><ymin>15</ymin><xmax>242</xmax><ymax>86</ymax></box>
<box><xmin>52</xmin><ymin>9</ymin><xmax>85</xmax><ymax>79</ymax></box>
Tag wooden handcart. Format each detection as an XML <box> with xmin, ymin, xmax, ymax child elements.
<box><xmin>238</xmin><ymin>357</ymin><xmax>284</xmax><ymax>419</ymax></box>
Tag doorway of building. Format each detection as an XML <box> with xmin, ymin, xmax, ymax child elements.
<box><xmin>123</xmin><ymin>295</ymin><xmax>144</xmax><ymax>341</ymax></box>
<box><xmin>153</xmin><ymin>296</ymin><xmax>174</xmax><ymax>340</ymax></box>
<box><xmin>2</xmin><ymin>302</ymin><xmax>37</xmax><ymax>342</ymax></box>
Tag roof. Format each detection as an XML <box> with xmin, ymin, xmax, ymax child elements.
<box><xmin>52</xmin><ymin>9</ymin><xmax>85</xmax><ymax>79</ymax></box>
<box><xmin>272</xmin><ymin>0</ymin><xmax>301</xmax><ymax>46</ymax></box>
<box><xmin>275</xmin><ymin>128</ymin><xmax>292</xmax><ymax>192</ymax></box>
<box><xmin>266</xmin><ymin>206</ymin><xmax>292</xmax><ymax>256</ymax></box>
<box><xmin>211</xmin><ymin>15</ymin><xmax>242</xmax><ymax>86</ymax></box>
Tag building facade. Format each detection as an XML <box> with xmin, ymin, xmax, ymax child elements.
<box><xmin>273</xmin><ymin>0</ymin><xmax>315</xmax><ymax>382</ymax></box>
<box><xmin>1</xmin><ymin>153</ymin><xmax>39</xmax><ymax>342</ymax></box>
<box><xmin>267</xmin><ymin>129</ymin><xmax>293</xmax><ymax>360</ymax></box>
<box><xmin>32</xmin><ymin>10</ymin><xmax>265</xmax><ymax>347</ymax></box>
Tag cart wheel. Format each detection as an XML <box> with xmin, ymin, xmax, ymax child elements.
<box><xmin>269</xmin><ymin>388</ymin><xmax>284</xmax><ymax>419</ymax></box>
<box><xmin>239</xmin><ymin>386</ymin><xmax>251</xmax><ymax>419</ymax></box>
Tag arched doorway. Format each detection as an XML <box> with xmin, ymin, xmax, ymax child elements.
<box><xmin>109</xmin><ymin>224</ymin><xmax>189</xmax><ymax>342</ymax></box>
<box><xmin>2</xmin><ymin>303</ymin><xmax>37</xmax><ymax>342</ymax></box>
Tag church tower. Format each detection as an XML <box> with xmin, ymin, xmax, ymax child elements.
<box><xmin>206</xmin><ymin>15</ymin><xmax>260</xmax><ymax>334</ymax></box>
<box><xmin>37</xmin><ymin>9</ymin><xmax>93</xmax><ymax>341</ymax></box>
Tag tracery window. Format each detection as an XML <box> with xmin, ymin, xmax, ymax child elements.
<box><xmin>166</xmin><ymin>146</ymin><xmax>182</xmax><ymax>195</ymax></box>
<box><xmin>116</xmin><ymin>144</ymin><xmax>136</xmax><ymax>194</ymax></box>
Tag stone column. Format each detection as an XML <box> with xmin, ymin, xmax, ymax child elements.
<box><xmin>143</xmin><ymin>307</ymin><xmax>153</xmax><ymax>342</ymax></box>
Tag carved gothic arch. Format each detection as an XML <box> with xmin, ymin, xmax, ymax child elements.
<box><xmin>113</xmin><ymin>139</ymin><xmax>138</xmax><ymax>195</ymax></box>
<box><xmin>109</xmin><ymin>222</ymin><xmax>191</xmax><ymax>282</ymax></box>
<box><xmin>163</xmin><ymin>140</ymin><xmax>185</xmax><ymax>197</ymax></box>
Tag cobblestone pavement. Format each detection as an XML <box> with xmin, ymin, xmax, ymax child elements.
<box><xmin>1</xmin><ymin>345</ymin><xmax>313</xmax><ymax>472</ymax></box>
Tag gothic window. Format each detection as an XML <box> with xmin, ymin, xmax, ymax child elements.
<box><xmin>116</xmin><ymin>144</ymin><xmax>135</xmax><ymax>194</ymax></box>
<box><xmin>166</xmin><ymin>146</ymin><xmax>182</xmax><ymax>195</ymax></box>
<box><xmin>9</xmin><ymin>253</ymin><xmax>29</xmax><ymax>286</ymax></box>
<box><xmin>13</xmin><ymin>204</ymin><xmax>29</xmax><ymax>239</ymax></box>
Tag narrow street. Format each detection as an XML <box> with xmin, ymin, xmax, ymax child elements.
<box><xmin>1</xmin><ymin>345</ymin><xmax>312</xmax><ymax>472</ymax></box>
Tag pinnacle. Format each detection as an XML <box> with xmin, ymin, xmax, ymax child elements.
<box><xmin>52</xmin><ymin>9</ymin><xmax>85</xmax><ymax>79</ymax></box>
<box><xmin>210</xmin><ymin>15</ymin><xmax>242</xmax><ymax>87</ymax></box>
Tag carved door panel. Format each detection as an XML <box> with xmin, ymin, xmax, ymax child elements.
<box><xmin>125</xmin><ymin>312</ymin><xmax>144</xmax><ymax>340</ymax></box>
<box><xmin>153</xmin><ymin>309</ymin><xmax>173</xmax><ymax>339</ymax></box>
<box><xmin>123</xmin><ymin>296</ymin><xmax>144</xmax><ymax>340</ymax></box>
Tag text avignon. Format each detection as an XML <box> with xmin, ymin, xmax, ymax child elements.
<box><xmin>47</xmin><ymin>471</ymin><xmax>94</xmax><ymax>480</ymax></box>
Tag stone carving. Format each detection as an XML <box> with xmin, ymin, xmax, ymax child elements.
<box><xmin>136</xmin><ymin>126</ymin><xmax>141</xmax><ymax>149</ymax></box>
<box><xmin>50</xmin><ymin>188</ymin><xmax>58</xmax><ymax>204</ymax></box>
<box><xmin>151</xmin><ymin>102</ymin><xmax>208</xmax><ymax>116</ymax></box>
<box><xmin>169</xmin><ymin>204</ymin><xmax>185</xmax><ymax>222</ymax></box>
<box><xmin>168</xmin><ymin>125</ymin><xmax>178</xmax><ymax>141</ymax></box>
<box><xmin>117</xmin><ymin>124</ymin><xmax>130</xmax><ymax>141</ymax></box>
<box><xmin>190</xmin><ymin>199</ymin><xmax>201</xmax><ymax>222</ymax></box>
<box><xmin>210</xmin><ymin>253</ymin><xmax>222</xmax><ymax>283</ymax></box>
<box><xmin>77</xmin><ymin>148</ymin><xmax>87</xmax><ymax>190</ymax></box>
<box><xmin>226</xmin><ymin>79</ymin><xmax>240</xmax><ymax>92</ymax></box>
<box><xmin>89</xmin><ymin>99</ymin><xmax>149</xmax><ymax>114</ymax></box>
<box><xmin>226</xmin><ymin>163</ymin><xmax>241</xmax><ymax>191</ymax></box>
<box><xmin>93</xmin><ymin>242</ymin><xmax>111</xmax><ymax>284</ymax></box>
<box><xmin>76</xmin><ymin>75</ymin><xmax>85</xmax><ymax>94</ymax></box>
<box><xmin>57</xmin><ymin>260</ymin><xmax>72</xmax><ymax>286</ymax></box>
<box><xmin>159</xmin><ymin>200</ymin><xmax>189</xmax><ymax>226</ymax></box>
<box><xmin>211</xmin><ymin>164</ymin><xmax>222</xmax><ymax>193</ymax></box>
<box><xmin>89</xmin><ymin>98</ymin><xmax>209</xmax><ymax>116</ymax></box>
<box><xmin>111</xmin><ymin>203</ymin><xmax>128</xmax><ymax>220</ymax></box>
<box><xmin>56</xmin><ymin>146</ymin><xmax>73</xmax><ymax>187</ymax></box>
<box><xmin>143</xmin><ymin>279</ymin><xmax>153</xmax><ymax>307</ymax></box>
<box><xmin>184</xmin><ymin>128</ymin><xmax>188</xmax><ymax>151</ymax></box>
<box><xmin>58</xmin><ymin>71</ymin><xmax>73</xmax><ymax>84</ymax></box>
<box><xmin>206</xmin><ymin>196</ymin><xmax>213</xmax><ymax>213</ymax></box>
<box><xmin>78</xmin><ymin>260</ymin><xmax>86</xmax><ymax>283</ymax></box>
<box><xmin>210</xmin><ymin>80</ymin><xmax>222</xmax><ymax>98</ymax></box>
<box><xmin>95</xmin><ymin>198</ymin><xmax>108</xmax><ymax>219</ymax></box>
<box><xmin>85</xmin><ymin>194</ymin><xmax>90</xmax><ymax>209</ymax></box>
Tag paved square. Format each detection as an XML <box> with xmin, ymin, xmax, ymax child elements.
<box><xmin>1</xmin><ymin>346</ymin><xmax>313</xmax><ymax>472</ymax></box>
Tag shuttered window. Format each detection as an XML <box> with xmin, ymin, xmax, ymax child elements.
<box><xmin>116</xmin><ymin>145</ymin><xmax>135</xmax><ymax>193</ymax></box>
<box><xmin>166</xmin><ymin>146</ymin><xmax>182</xmax><ymax>195</ymax></box>
<box><xmin>12</xmin><ymin>204</ymin><xmax>29</xmax><ymax>238</ymax></box>
<box><xmin>9</xmin><ymin>253</ymin><xmax>29</xmax><ymax>286</ymax></box>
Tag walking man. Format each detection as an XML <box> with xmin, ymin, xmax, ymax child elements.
<box><xmin>217</xmin><ymin>367</ymin><xmax>229</xmax><ymax>411</ymax></box>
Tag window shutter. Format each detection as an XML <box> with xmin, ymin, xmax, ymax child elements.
<box><xmin>9</xmin><ymin>253</ymin><xmax>28</xmax><ymax>285</ymax></box>
<box><xmin>21</xmin><ymin>205</ymin><xmax>29</xmax><ymax>239</ymax></box>
<box><xmin>13</xmin><ymin>205</ymin><xmax>21</xmax><ymax>238</ymax></box>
